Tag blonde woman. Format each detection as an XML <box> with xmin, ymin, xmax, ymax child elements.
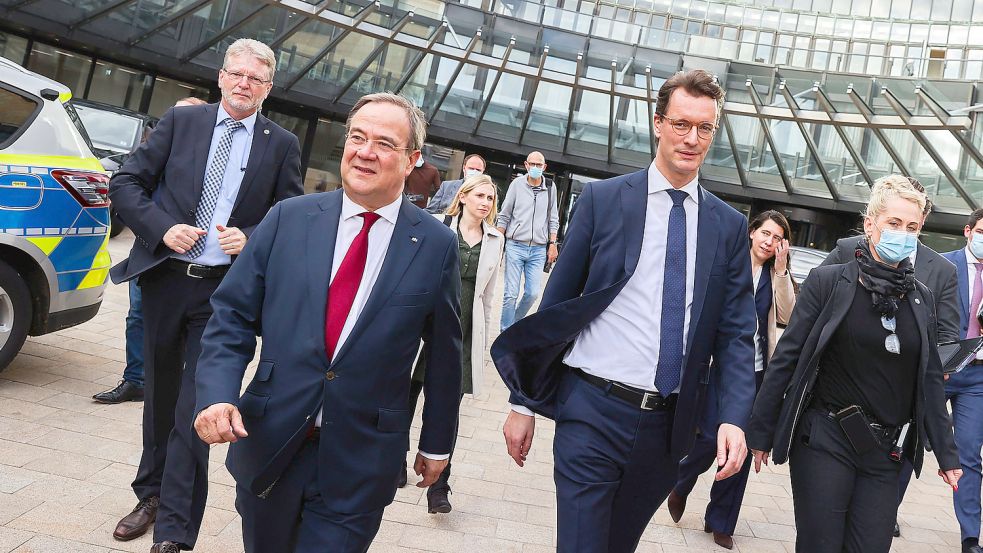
<box><xmin>403</xmin><ymin>174</ymin><xmax>504</xmax><ymax>513</ymax></box>
<box><xmin>747</xmin><ymin>175</ymin><xmax>960</xmax><ymax>553</ymax></box>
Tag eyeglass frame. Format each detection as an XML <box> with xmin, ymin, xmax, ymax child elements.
<box><xmin>880</xmin><ymin>315</ymin><xmax>900</xmax><ymax>355</ymax></box>
<box><xmin>221</xmin><ymin>68</ymin><xmax>272</xmax><ymax>87</ymax></box>
<box><xmin>657</xmin><ymin>113</ymin><xmax>718</xmax><ymax>140</ymax></box>
<box><xmin>344</xmin><ymin>132</ymin><xmax>413</xmax><ymax>155</ymax></box>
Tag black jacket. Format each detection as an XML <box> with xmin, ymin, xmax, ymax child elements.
<box><xmin>108</xmin><ymin>102</ymin><xmax>303</xmax><ymax>283</ymax></box>
<box><xmin>821</xmin><ymin>236</ymin><xmax>960</xmax><ymax>343</ymax></box>
<box><xmin>747</xmin><ymin>261</ymin><xmax>959</xmax><ymax>476</ymax></box>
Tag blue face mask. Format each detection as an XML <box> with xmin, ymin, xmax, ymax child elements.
<box><xmin>970</xmin><ymin>233</ymin><xmax>983</xmax><ymax>259</ymax></box>
<box><xmin>527</xmin><ymin>166</ymin><xmax>544</xmax><ymax>179</ymax></box>
<box><xmin>874</xmin><ymin>228</ymin><xmax>918</xmax><ymax>264</ymax></box>
<box><xmin>464</xmin><ymin>169</ymin><xmax>481</xmax><ymax>179</ymax></box>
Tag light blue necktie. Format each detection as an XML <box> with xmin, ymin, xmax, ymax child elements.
<box><xmin>655</xmin><ymin>189</ymin><xmax>688</xmax><ymax>394</ymax></box>
<box><xmin>188</xmin><ymin>118</ymin><xmax>244</xmax><ymax>259</ymax></box>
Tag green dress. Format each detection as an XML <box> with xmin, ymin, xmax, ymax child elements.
<box><xmin>411</xmin><ymin>226</ymin><xmax>482</xmax><ymax>394</ymax></box>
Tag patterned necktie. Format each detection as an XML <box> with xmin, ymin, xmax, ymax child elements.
<box><xmin>655</xmin><ymin>189</ymin><xmax>688</xmax><ymax>394</ymax></box>
<box><xmin>968</xmin><ymin>262</ymin><xmax>983</xmax><ymax>338</ymax></box>
<box><xmin>188</xmin><ymin>117</ymin><xmax>244</xmax><ymax>259</ymax></box>
<box><xmin>324</xmin><ymin>212</ymin><xmax>382</xmax><ymax>361</ymax></box>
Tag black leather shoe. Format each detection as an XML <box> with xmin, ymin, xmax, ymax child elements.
<box><xmin>113</xmin><ymin>496</ymin><xmax>158</xmax><ymax>541</ymax></box>
<box><xmin>962</xmin><ymin>540</ymin><xmax>983</xmax><ymax>553</ymax></box>
<box><xmin>149</xmin><ymin>541</ymin><xmax>180</xmax><ymax>553</ymax></box>
<box><xmin>667</xmin><ymin>490</ymin><xmax>686</xmax><ymax>523</ymax></box>
<box><xmin>396</xmin><ymin>461</ymin><xmax>407</xmax><ymax>489</ymax></box>
<box><xmin>93</xmin><ymin>380</ymin><xmax>144</xmax><ymax>404</ymax></box>
<box><xmin>427</xmin><ymin>484</ymin><xmax>452</xmax><ymax>513</ymax></box>
<box><xmin>704</xmin><ymin>522</ymin><xmax>734</xmax><ymax>550</ymax></box>
<box><xmin>893</xmin><ymin>522</ymin><xmax>901</xmax><ymax>537</ymax></box>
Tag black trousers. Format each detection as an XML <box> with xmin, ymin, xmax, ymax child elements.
<box><xmin>132</xmin><ymin>265</ymin><xmax>222</xmax><ymax>549</ymax></box>
<box><xmin>790</xmin><ymin>409</ymin><xmax>902</xmax><ymax>553</ymax></box>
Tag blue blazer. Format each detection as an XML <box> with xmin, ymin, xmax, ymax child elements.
<box><xmin>492</xmin><ymin>168</ymin><xmax>757</xmax><ymax>459</ymax></box>
<box><xmin>941</xmin><ymin>248</ymin><xmax>983</xmax><ymax>388</ymax></box>
<box><xmin>108</xmin><ymin>103</ymin><xmax>303</xmax><ymax>283</ymax></box>
<box><xmin>194</xmin><ymin>190</ymin><xmax>463</xmax><ymax>513</ymax></box>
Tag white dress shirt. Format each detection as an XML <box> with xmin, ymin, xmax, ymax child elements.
<box><xmin>316</xmin><ymin>193</ymin><xmax>445</xmax><ymax>459</ymax></box>
<box><xmin>175</xmin><ymin>104</ymin><xmax>255</xmax><ymax>266</ymax></box>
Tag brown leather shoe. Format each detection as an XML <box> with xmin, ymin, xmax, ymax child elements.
<box><xmin>704</xmin><ymin>522</ymin><xmax>734</xmax><ymax>550</ymax></box>
<box><xmin>667</xmin><ymin>490</ymin><xmax>686</xmax><ymax>523</ymax></box>
<box><xmin>113</xmin><ymin>496</ymin><xmax>158</xmax><ymax>541</ymax></box>
<box><xmin>149</xmin><ymin>541</ymin><xmax>180</xmax><ymax>553</ymax></box>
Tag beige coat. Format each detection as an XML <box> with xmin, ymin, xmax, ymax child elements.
<box><xmin>435</xmin><ymin>214</ymin><xmax>504</xmax><ymax>397</ymax></box>
<box><xmin>766</xmin><ymin>266</ymin><xmax>796</xmax><ymax>361</ymax></box>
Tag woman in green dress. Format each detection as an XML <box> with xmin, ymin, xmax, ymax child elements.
<box><xmin>404</xmin><ymin>174</ymin><xmax>504</xmax><ymax>513</ymax></box>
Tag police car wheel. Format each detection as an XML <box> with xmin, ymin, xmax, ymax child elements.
<box><xmin>110</xmin><ymin>209</ymin><xmax>126</xmax><ymax>238</ymax></box>
<box><xmin>0</xmin><ymin>261</ymin><xmax>32</xmax><ymax>373</ymax></box>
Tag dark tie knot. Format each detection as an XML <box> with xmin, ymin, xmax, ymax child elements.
<box><xmin>359</xmin><ymin>211</ymin><xmax>382</xmax><ymax>230</ymax></box>
<box><xmin>223</xmin><ymin>118</ymin><xmax>245</xmax><ymax>132</ymax></box>
<box><xmin>666</xmin><ymin>189</ymin><xmax>688</xmax><ymax>207</ymax></box>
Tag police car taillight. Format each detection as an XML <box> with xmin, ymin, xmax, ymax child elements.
<box><xmin>51</xmin><ymin>170</ymin><xmax>110</xmax><ymax>207</ymax></box>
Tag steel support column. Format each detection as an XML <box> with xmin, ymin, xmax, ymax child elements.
<box><xmin>425</xmin><ymin>29</ymin><xmax>482</xmax><ymax>123</ymax></box>
<box><xmin>516</xmin><ymin>45</ymin><xmax>549</xmax><ymax>145</ymax></box>
<box><xmin>471</xmin><ymin>36</ymin><xmax>516</xmax><ymax>134</ymax></box>
<box><xmin>779</xmin><ymin>80</ymin><xmax>839</xmax><ymax>201</ymax></box>
<box><xmin>282</xmin><ymin>1</ymin><xmax>380</xmax><ymax>91</ymax></box>
<box><xmin>746</xmin><ymin>79</ymin><xmax>794</xmax><ymax>194</ymax></box>
<box><xmin>331</xmin><ymin>10</ymin><xmax>415</xmax><ymax>103</ymax></box>
<box><xmin>814</xmin><ymin>84</ymin><xmax>876</xmax><ymax>187</ymax></box>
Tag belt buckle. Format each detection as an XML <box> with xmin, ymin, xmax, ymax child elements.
<box><xmin>641</xmin><ymin>392</ymin><xmax>657</xmax><ymax>411</ymax></box>
<box><xmin>185</xmin><ymin>263</ymin><xmax>204</xmax><ymax>279</ymax></box>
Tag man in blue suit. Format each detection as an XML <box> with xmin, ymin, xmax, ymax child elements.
<box><xmin>494</xmin><ymin>69</ymin><xmax>757</xmax><ymax>553</ymax></box>
<box><xmin>941</xmin><ymin>208</ymin><xmax>983</xmax><ymax>553</ymax></box>
<box><xmin>192</xmin><ymin>93</ymin><xmax>463</xmax><ymax>553</ymax></box>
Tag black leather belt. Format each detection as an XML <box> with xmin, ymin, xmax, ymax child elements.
<box><xmin>574</xmin><ymin>368</ymin><xmax>676</xmax><ymax>411</ymax></box>
<box><xmin>165</xmin><ymin>258</ymin><xmax>230</xmax><ymax>279</ymax></box>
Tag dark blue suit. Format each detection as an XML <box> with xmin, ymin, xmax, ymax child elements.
<box><xmin>493</xmin><ymin>168</ymin><xmax>756</xmax><ymax>552</ymax></box>
<box><xmin>941</xmin><ymin>248</ymin><xmax>983</xmax><ymax>543</ymax></box>
<box><xmin>194</xmin><ymin>191</ymin><xmax>463</xmax><ymax>552</ymax></box>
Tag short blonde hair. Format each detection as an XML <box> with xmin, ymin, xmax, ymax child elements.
<box><xmin>224</xmin><ymin>38</ymin><xmax>277</xmax><ymax>82</ymax></box>
<box><xmin>446</xmin><ymin>174</ymin><xmax>498</xmax><ymax>226</ymax></box>
<box><xmin>865</xmin><ymin>174</ymin><xmax>927</xmax><ymax>220</ymax></box>
<box><xmin>347</xmin><ymin>92</ymin><xmax>427</xmax><ymax>152</ymax></box>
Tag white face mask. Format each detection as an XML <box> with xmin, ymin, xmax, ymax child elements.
<box><xmin>464</xmin><ymin>169</ymin><xmax>481</xmax><ymax>179</ymax></box>
<box><xmin>415</xmin><ymin>156</ymin><xmax>424</xmax><ymax>168</ymax></box>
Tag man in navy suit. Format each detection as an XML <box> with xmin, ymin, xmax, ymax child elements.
<box><xmin>941</xmin><ymin>208</ymin><xmax>983</xmax><ymax>553</ymax></box>
<box><xmin>494</xmin><ymin>69</ymin><xmax>757</xmax><ymax>553</ymax></box>
<box><xmin>192</xmin><ymin>93</ymin><xmax>463</xmax><ymax>553</ymax></box>
<box><xmin>107</xmin><ymin>39</ymin><xmax>302</xmax><ymax>552</ymax></box>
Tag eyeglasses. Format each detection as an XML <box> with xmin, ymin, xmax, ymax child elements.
<box><xmin>222</xmin><ymin>69</ymin><xmax>271</xmax><ymax>86</ymax></box>
<box><xmin>659</xmin><ymin>114</ymin><xmax>717</xmax><ymax>140</ymax></box>
<box><xmin>881</xmin><ymin>315</ymin><xmax>900</xmax><ymax>355</ymax></box>
<box><xmin>345</xmin><ymin>133</ymin><xmax>411</xmax><ymax>155</ymax></box>
<box><xmin>526</xmin><ymin>161</ymin><xmax>545</xmax><ymax>168</ymax></box>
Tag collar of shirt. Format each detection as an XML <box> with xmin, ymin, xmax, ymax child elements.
<box><xmin>216</xmin><ymin>104</ymin><xmax>257</xmax><ymax>136</ymax></box>
<box><xmin>646</xmin><ymin>160</ymin><xmax>700</xmax><ymax>204</ymax></box>
<box><xmin>340</xmin><ymin>191</ymin><xmax>401</xmax><ymax>225</ymax></box>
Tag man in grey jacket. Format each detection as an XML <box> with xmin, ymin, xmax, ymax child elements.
<box><xmin>425</xmin><ymin>154</ymin><xmax>486</xmax><ymax>214</ymax></box>
<box><xmin>496</xmin><ymin>151</ymin><xmax>559</xmax><ymax>330</ymax></box>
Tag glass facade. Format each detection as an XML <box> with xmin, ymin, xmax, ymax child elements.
<box><xmin>2</xmin><ymin>0</ymin><xmax>982</xmax><ymax>236</ymax></box>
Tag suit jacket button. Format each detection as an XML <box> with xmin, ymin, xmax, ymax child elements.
<box><xmin>326</xmin><ymin>371</ymin><xmax>336</xmax><ymax>380</ymax></box>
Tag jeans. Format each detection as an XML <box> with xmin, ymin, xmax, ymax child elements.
<box><xmin>500</xmin><ymin>240</ymin><xmax>547</xmax><ymax>331</ymax></box>
<box><xmin>122</xmin><ymin>279</ymin><xmax>144</xmax><ymax>388</ymax></box>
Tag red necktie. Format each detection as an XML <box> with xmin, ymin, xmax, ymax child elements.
<box><xmin>324</xmin><ymin>212</ymin><xmax>381</xmax><ymax>361</ymax></box>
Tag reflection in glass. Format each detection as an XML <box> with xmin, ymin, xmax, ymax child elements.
<box><xmin>769</xmin><ymin>118</ymin><xmax>831</xmax><ymax>198</ymax></box>
<box><xmin>138</xmin><ymin>0</ymin><xmax>232</xmax><ymax>59</ymax></box>
<box><xmin>147</xmin><ymin>77</ymin><xmax>210</xmax><ymax>118</ymax></box>
<box><xmin>27</xmin><ymin>43</ymin><xmax>92</xmax><ymax>98</ymax></box>
<box><xmin>524</xmin><ymin>81</ymin><xmax>571</xmax><ymax>151</ymax></box>
<box><xmin>305</xmin><ymin>118</ymin><xmax>347</xmax><ymax>195</ymax></box>
<box><xmin>611</xmin><ymin>97</ymin><xmax>651</xmax><ymax>166</ymax></box>
<box><xmin>567</xmin><ymin>90</ymin><xmax>609</xmax><ymax>160</ymax></box>
<box><xmin>86</xmin><ymin>61</ymin><xmax>150</xmax><ymax>111</ymax></box>
<box><xmin>293</xmin><ymin>32</ymin><xmax>380</xmax><ymax>99</ymax></box>
<box><xmin>726</xmin><ymin>114</ymin><xmax>786</xmax><ymax>192</ymax></box>
<box><xmin>701</xmin><ymin>117</ymin><xmax>741</xmax><ymax>184</ymax></box>
<box><xmin>475</xmin><ymin>72</ymin><xmax>531</xmax><ymax>143</ymax></box>
<box><xmin>0</xmin><ymin>31</ymin><xmax>28</xmax><ymax>65</ymax></box>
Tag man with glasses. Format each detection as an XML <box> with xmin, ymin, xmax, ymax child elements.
<box><xmin>107</xmin><ymin>39</ymin><xmax>302</xmax><ymax>553</ymax></box>
<box><xmin>939</xmin><ymin>209</ymin><xmax>983</xmax><ymax>553</ymax></box>
<box><xmin>496</xmin><ymin>151</ymin><xmax>559</xmax><ymax>330</ymax></box>
<box><xmin>494</xmin><ymin>69</ymin><xmax>756</xmax><ymax>552</ymax></box>
<box><xmin>191</xmin><ymin>92</ymin><xmax>462</xmax><ymax>552</ymax></box>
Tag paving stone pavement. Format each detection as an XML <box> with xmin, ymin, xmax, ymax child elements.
<box><xmin>0</xmin><ymin>230</ymin><xmax>966</xmax><ymax>552</ymax></box>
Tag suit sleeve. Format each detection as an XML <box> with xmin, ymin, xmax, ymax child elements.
<box><xmin>818</xmin><ymin>240</ymin><xmax>848</xmax><ymax>268</ymax></box>
<box><xmin>418</xmin><ymin>236</ymin><xmax>464</xmax><ymax>455</ymax></box>
<box><xmin>747</xmin><ymin>269</ymin><xmax>827</xmax><ymax>452</ymax></box>
<box><xmin>108</xmin><ymin>107</ymin><xmax>180</xmax><ymax>251</ymax></box>
<box><xmin>539</xmin><ymin>183</ymin><xmax>594</xmax><ymax>309</ymax></box>
<box><xmin>935</xmin><ymin>261</ymin><xmax>961</xmax><ymax>344</ymax></box>
<box><xmin>773</xmin><ymin>270</ymin><xmax>796</xmax><ymax>325</ymax></box>
<box><xmin>495</xmin><ymin>182</ymin><xmax>516</xmax><ymax>230</ymax></box>
<box><xmin>194</xmin><ymin>202</ymin><xmax>282</xmax><ymax>414</ymax></box>
<box><xmin>425</xmin><ymin>182</ymin><xmax>449</xmax><ymax>214</ymax></box>
<box><xmin>712</xmin><ymin>216</ymin><xmax>758</xmax><ymax>429</ymax></box>
<box><xmin>240</xmin><ymin>132</ymin><xmax>303</xmax><ymax>238</ymax></box>
<box><xmin>921</xmin><ymin>293</ymin><xmax>960</xmax><ymax>471</ymax></box>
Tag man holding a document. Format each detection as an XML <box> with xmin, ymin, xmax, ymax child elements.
<box><xmin>941</xmin><ymin>208</ymin><xmax>983</xmax><ymax>553</ymax></box>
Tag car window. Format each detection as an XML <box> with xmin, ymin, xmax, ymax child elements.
<box><xmin>73</xmin><ymin>104</ymin><xmax>143</xmax><ymax>154</ymax></box>
<box><xmin>0</xmin><ymin>85</ymin><xmax>40</xmax><ymax>148</ymax></box>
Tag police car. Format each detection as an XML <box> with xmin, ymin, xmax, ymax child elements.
<box><xmin>0</xmin><ymin>55</ymin><xmax>111</xmax><ymax>371</ymax></box>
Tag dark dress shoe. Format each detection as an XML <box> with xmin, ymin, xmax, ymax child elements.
<box><xmin>962</xmin><ymin>540</ymin><xmax>983</xmax><ymax>553</ymax></box>
<box><xmin>427</xmin><ymin>484</ymin><xmax>452</xmax><ymax>514</ymax></box>
<box><xmin>113</xmin><ymin>496</ymin><xmax>158</xmax><ymax>541</ymax></box>
<box><xmin>704</xmin><ymin>522</ymin><xmax>734</xmax><ymax>550</ymax></box>
<box><xmin>93</xmin><ymin>380</ymin><xmax>144</xmax><ymax>404</ymax></box>
<box><xmin>667</xmin><ymin>490</ymin><xmax>686</xmax><ymax>523</ymax></box>
<box><xmin>397</xmin><ymin>461</ymin><xmax>407</xmax><ymax>489</ymax></box>
<box><xmin>149</xmin><ymin>541</ymin><xmax>180</xmax><ymax>553</ymax></box>
<box><xmin>893</xmin><ymin>522</ymin><xmax>901</xmax><ymax>537</ymax></box>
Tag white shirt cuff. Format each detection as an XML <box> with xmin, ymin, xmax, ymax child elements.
<box><xmin>419</xmin><ymin>450</ymin><xmax>450</xmax><ymax>461</ymax></box>
<box><xmin>510</xmin><ymin>404</ymin><xmax>535</xmax><ymax>417</ymax></box>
